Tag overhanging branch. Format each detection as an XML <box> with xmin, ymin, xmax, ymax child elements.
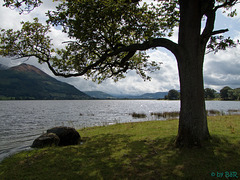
<box><xmin>119</xmin><ymin>38</ymin><xmax>179</xmax><ymax>59</ymax></box>
<box><xmin>8</xmin><ymin>37</ymin><xmax>179</xmax><ymax>78</ymax></box>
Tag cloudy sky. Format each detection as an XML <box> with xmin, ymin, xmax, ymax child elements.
<box><xmin>0</xmin><ymin>0</ymin><xmax>240</xmax><ymax>95</ymax></box>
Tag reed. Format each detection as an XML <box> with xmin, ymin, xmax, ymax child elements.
<box><xmin>227</xmin><ymin>109</ymin><xmax>240</xmax><ymax>114</ymax></box>
<box><xmin>206</xmin><ymin>109</ymin><xmax>221</xmax><ymax>116</ymax></box>
<box><xmin>130</xmin><ymin>112</ymin><xmax>147</xmax><ymax>119</ymax></box>
<box><xmin>150</xmin><ymin>111</ymin><xmax>179</xmax><ymax>119</ymax></box>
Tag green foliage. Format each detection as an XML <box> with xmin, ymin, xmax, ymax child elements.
<box><xmin>3</xmin><ymin>0</ymin><xmax>43</xmax><ymax>14</ymax></box>
<box><xmin>204</xmin><ymin>88</ymin><xmax>217</xmax><ymax>99</ymax></box>
<box><xmin>48</xmin><ymin>0</ymin><xmax>165</xmax><ymax>42</ymax></box>
<box><xmin>166</xmin><ymin>89</ymin><xmax>180</xmax><ymax>100</ymax></box>
<box><xmin>46</xmin><ymin>0</ymin><xmax>166</xmax><ymax>82</ymax></box>
<box><xmin>154</xmin><ymin>0</ymin><xmax>180</xmax><ymax>37</ymax></box>
<box><xmin>220</xmin><ymin>86</ymin><xmax>240</xmax><ymax>100</ymax></box>
<box><xmin>227</xmin><ymin>88</ymin><xmax>240</xmax><ymax>100</ymax></box>
<box><xmin>0</xmin><ymin>18</ymin><xmax>52</xmax><ymax>62</ymax></box>
<box><xmin>1</xmin><ymin>115</ymin><xmax>240</xmax><ymax>179</ymax></box>
<box><xmin>207</xmin><ymin>36</ymin><xmax>239</xmax><ymax>54</ymax></box>
<box><xmin>216</xmin><ymin>0</ymin><xmax>239</xmax><ymax>17</ymax></box>
<box><xmin>220</xmin><ymin>86</ymin><xmax>232</xmax><ymax>100</ymax></box>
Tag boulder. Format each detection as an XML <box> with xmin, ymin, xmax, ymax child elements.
<box><xmin>32</xmin><ymin>133</ymin><xmax>60</xmax><ymax>148</ymax></box>
<box><xmin>47</xmin><ymin>126</ymin><xmax>81</xmax><ymax>146</ymax></box>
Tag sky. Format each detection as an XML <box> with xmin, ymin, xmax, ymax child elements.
<box><xmin>0</xmin><ymin>0</ymin><xmax>240</xmax><ymax>95</ymax></box>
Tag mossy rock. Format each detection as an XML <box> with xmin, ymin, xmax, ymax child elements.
<box><xmin>32</xmin><ymin>133</ymin><xmax>60</xmax><ymax>148</ymax></box>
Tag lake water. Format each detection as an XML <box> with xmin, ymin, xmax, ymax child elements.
<box><xmin>0</xmin><ymin>100</ymin><xmax>240</xmax><ymax>162</ymax></box>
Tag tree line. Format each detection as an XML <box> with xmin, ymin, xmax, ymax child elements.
<box><xmin>164</xmin><ymin>86</ymin><xmax>240</xmax><ymax>100</ymax></box>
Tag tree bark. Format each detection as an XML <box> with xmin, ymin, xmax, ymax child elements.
<box><xmin>175</xmin><ymin>0</ymin><xmax>210</xmax><ymax>147</ymax></box>
<box><xmin>175</xmin><ymin>52</ymin><xmax>210</xmax><ymax>147</ymax></box>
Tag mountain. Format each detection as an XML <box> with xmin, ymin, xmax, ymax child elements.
<box><xmin>0</xmin><ymin>63</ymin><xmax>91</xmax><ymax>100</ymax></box>
<box><xmin>84</xmin><ymin>91</ymin><xmax>116</xmax><ymax>99</ymax></box>
<box><xmin>137</xmin><ymin>92</ymin><xmax>168</xmax><ymax>99</ymax></box>
<box><xmin>0</xmin><ymin>64</ymin><xmax>9</xmax><ymax>70</ymax></box>
<box><xmin>112</xmin><ymin>92</ymin><xmax>168</xmax><ymax>99</ymax></box>
<box><xmin>83</xmin><ymin>91</ymin><xmax>168</xmax><ymax>99</ymax></box>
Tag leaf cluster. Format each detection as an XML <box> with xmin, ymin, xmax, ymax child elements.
<box><xmin>45</xmin><ymin>0</ymin><xmax>164</xmax><ymax>82</ymax></box>
<box><xmin>215</xmin><ymin>0</ymin><xmax>239</xmax><ymax>17</ymax></box>
<box><xmin>207</xmin><ymin>36</ymin><xmax>239</xmax><ymax>54</ymax></box>
<box><xmin>3</xmin><ymin>0</ymin><xmax>42</xmax><ymax>14</ymax></box>
<box><xmin>0</xmin><ymin>18</ymin><xmax>52</xmax><ymax>62</ymax></box>
<box><xmin>153</xmin><ymin>0</ymin><xmax>180</xmax><ymax>37</ymax></box>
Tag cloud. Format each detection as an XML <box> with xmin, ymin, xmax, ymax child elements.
<box><xmin>204</xmin><ymin>37</ymin><xmax>240</xmax><ymax>90</ymax></box>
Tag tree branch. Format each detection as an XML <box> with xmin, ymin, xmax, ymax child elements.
<box><xmin>201</xmin><ymin>0</ymin><xmax>234</xmax><ymax>45</ymax></box>
<box><xmin>211</xmin><ymin>29</ymin><xmax>229</xmax><ymax>35</ymax></box>
<box><xmin>43</xmin><ymin>38</ymin><xmax>179</xmax><ymax>78</ymax></box>
<box><xmin>122</xmin><ymin>38</ymin><xmax>179</xmax><ymax>59</ymax></box>
<box><xmin>214</xmin><ymin>0</ymin><xmax>239</xmax><ymax>11</ymax></box>
<box><xmin>201</xmin><ymin>5</ymin><xmax>216</xmax><ymax>43</ymax></box>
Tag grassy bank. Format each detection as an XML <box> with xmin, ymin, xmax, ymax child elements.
<box><xmin>1</xmin><ymin>115</ymin><xmax>240</xmax><ymax>179</ymax></box>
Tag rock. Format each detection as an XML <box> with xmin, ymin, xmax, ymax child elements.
<box><xmin>32</xmin><ymin>133</ymin><xmax>60</xmax><ymax>148</ymax></box>
<box><xmin>47</xmin><ymin>126</ymin><xmax>81</xmax><ymax>146</ymax></box>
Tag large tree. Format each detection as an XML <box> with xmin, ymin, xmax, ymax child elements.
<box><xmin>0</xmin><ymin>0</ymin><xmax>239</xmax><ymax>147</ymax></box>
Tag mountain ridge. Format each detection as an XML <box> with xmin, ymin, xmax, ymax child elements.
<box><xmin>111</xmin><ymin>91</ymin><xmax>168</xmax><ymax>99</ymax></box>
<box><xmin>1</xmin><ymin>63</ymin><xmax>170</xmax><ymax>100</ymax></box>
<box><xmin>10</xmin><ymin>63</ymin><xmax>49</xmax><ymax>77</ymax></box>
<box><xmin>84</xmin><ymin>91</ymin><xmax>116</xmax><ymax>99</ymax></box>
<box><xmin>84</xmin><ymin>91</ymin><xmax>169</xmax><ymax>99</ymax></box>
<box><xmin>0</xmin><ymin>63</ymin><xmax>91</xmax><ymax>100</ymax></box>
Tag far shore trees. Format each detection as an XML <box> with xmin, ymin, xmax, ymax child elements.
<box><xmin>0</xmin><ymin>0</ymin><xmax>239</xmax><ymax>147</ymax></box>
<box><xmin>220</xmin><ymin>86</ymin><xmax>240</xmax><ymax>100</ymax></box>
<box><xmin>165</xmin><ymin>89</ymin><xmax>180</xmax><ymax>100</ymax></box>
<box><xmin>204</xmin><ymin>88</ymin><xmax>217</xmax><ymax>100</ymax></box>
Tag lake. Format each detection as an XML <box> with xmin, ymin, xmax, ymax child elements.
<box><xmin>0</xmin><ymin>100</ymin><xmax>240</xmax><ymax>162</ymax></box>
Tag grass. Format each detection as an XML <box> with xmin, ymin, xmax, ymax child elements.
<box><xmin>0</xmin><ymin>115</ymin><xmax>240</xmax><ymax>179</ymax></box>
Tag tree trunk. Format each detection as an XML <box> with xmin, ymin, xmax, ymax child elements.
<box><xmin>175</xmin><ymin>0</ymin><xmax>210</xmax><ymax>147</ymax></box>
<box><xmin>175</xmin><ymin>52</ymin><xmax>210</xmax><ymax>147</ymax></box>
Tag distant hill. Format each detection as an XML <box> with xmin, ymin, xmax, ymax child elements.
<box><xmin>83</xmin><ymin>91</ymin><xmax>168</xmax><ymax>99</ymax></box>
<box><xmin>138</xmin><ymin>92</ymin><xmax>168</xmax><ymax>99</ymax></box>
<box><xmin>113</xmin><ymin>92</ymin><xmax>168</xmax><ymax>99</ymax></box>
<box><xmin>0</xmin><ymin>63</ymin><xmax>91</xmax><ymax>100</ymax></box>
<box><xmin>84</xmin><ymin>91</ymin><xmax>116</xmax><ymax>99</ymax></box>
